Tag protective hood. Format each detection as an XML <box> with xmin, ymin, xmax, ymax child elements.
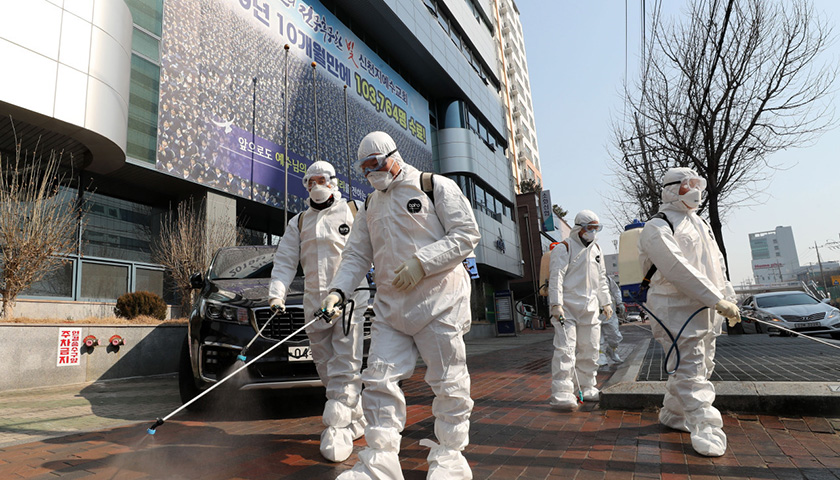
<box><xmin>661</xmin><ymin>167</ymin><xmax>704</xmax><ymax>212</ymax></box>
<box><xmin>356</xmin><ymin>131</ymin><xmax>405</xmax><ymax>171</ymax></box>
<box><xmin>571</xmin><ymin>209</ymin><xmax>600</xmax><ymax>240</ymax></box>
<box><xmin>304</xmin><ymin>160</ymin><xmax>341</xmax><ymax>205</ymax></box>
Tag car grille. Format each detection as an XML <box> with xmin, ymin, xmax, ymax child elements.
<box><xmin>780</xmin><ymin>312</ymin><xmax>825</xmax><ymax>323</ymax></box>
<box><xmin>253</xmin><ymin>307</ymin><xmax>307</xmax><ymax>342</ymax></box>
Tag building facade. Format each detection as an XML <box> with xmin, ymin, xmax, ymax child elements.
<box><xmin>492</xmin><ymin>0</ymin><xmax>542</xmax><ymax>191</ymax></box>
<box><xmin>749</xmin><ymin>226</ymin><xmax>800</xmax><ymax>285</ymax></box>
<box><xmin>0</xmin><ymin>0</ymin><xmax>523</xmax><ymax>327</ymax></box>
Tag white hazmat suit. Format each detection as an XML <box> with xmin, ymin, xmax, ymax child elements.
<box><xmin>269</xmin><ymin>161</ymin><xmax>369</xmax><ymax>462</ymax></box>
<box><xmin>638</xmin><ymin>167</ymin><xmax>738</xmax><ymax>457</ymax></box>
<box><xmin>598</xmin><ymin>277</ymin><xmax>624</xmax><ymax>365</ymax></box>
<box><xmin>548</xmin><ymin>210</ymin><xmax>612</xmax><ymax>409</ymax></box>
<box><xmin>327</xmin><ymin>132</ymin><xmax>480</xmax><ymax>480</ymax></box>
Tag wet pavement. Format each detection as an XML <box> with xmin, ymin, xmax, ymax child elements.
<box><xmin>1</xmin><ymin>322</ymin><xmax>840</xmax><ymax>479</ymax></box>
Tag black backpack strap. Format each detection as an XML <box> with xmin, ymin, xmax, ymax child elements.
<box><xmin>364</xmin><ymin>194</ymin><xmax>372</xmax><ymax>209</ymax></box>
<box><xmin>296</xmin><ymin>211</ymin><xmax>305</xmax><ymax>232</ymax></box>
<box><xmin>641</xmin><ymin>212</ymin><xmax>674</xmax><ymax>290</ymax></box>
<box><xmin>348</xmin><ymin>199</ymin><xmax>359</xmax><ymax>217</ymax></box>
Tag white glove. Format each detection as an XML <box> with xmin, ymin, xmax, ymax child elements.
<box><xmin>602</xmin><ymin>304</ymin><xmax>613</xmax><ymax>319</ymax></box>
<box><xmin>550</xmin><ymin>304</ymin><xmax>564</xmax><ymax>320</ymax></box>
<box><xmin>715</xmin><ymin>299</ymin><xmax>741</xmax><ymax>327</ymax></box>
<box><xmin>269</xmin><ymin>297</ymin><xmax>285</xmax><ymax>313</ymax></box>
<box><xmin>392</xmin><ymin>257</ymin><xmax>426</xmax><ymax>292</ymax></box>
<box><xmin>320</xmin><ymin>292</ymin><xmax>343</xmax><ymax>319</ymax></box>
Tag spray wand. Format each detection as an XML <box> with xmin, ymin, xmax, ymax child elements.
<box><xmin>237</xmin><ymin>308</ymin><xmax>282</xmax><ymax>362</ymax></box>
<box><xmin>147</xmin><ymin>309</ymin><xmax>336</xmax><ymax>435</ymax></box>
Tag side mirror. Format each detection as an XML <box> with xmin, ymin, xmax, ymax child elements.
<box><xmin>741</xmin><ymin>305</ymin><xmax>754</xmax><ymax>311</ymax></box>
<box><xmin>821</xmin><ymin>298</ymin><xmax>830</xmax><ymax>304</ymax></box>
<box><xmin>189</xmin><ymin>272</ymin><xmax>205</xmax><ymax>290</ymax></box>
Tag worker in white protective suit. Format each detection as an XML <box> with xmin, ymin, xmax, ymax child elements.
<box><xmin>268</xmin><ymin>161</ymin><xmax>369</xmax><ymax>463</ymax></box>
<box><xmin>547</xmin><ymin>210</ymin><xmax>613</xmax><ymax>410</ymax></box>
<box><xmin>598</xmin><ymin>276</ymin><xmax>624</xmax><ymax>365</ymax></box>
<box><xmin>638</xmin><ymin>167</ymin><xmax>740</xmax><ymax>457</ymax></box>
<box><xmin>321</xmin><ymin>131</ymin><xmax>480</xmax><ymax>480</ymax></box>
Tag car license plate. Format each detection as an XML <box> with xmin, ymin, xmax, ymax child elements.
<box><xmin>797</xmin><ymin>322</ymin><xmax>821</xmax><ymax>329</ymax></box>
<box><xmin>288</xmin><ymin>345</ymin><xmax>313</xmax><ymax>362</ymax></box>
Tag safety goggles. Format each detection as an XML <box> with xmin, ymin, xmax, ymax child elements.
<box><xmin>304</xmin><ymin>174</ymin><xmax>331</xmax><ymax>189</ymax></box>
<box><xmin>356</xmin><ymin>148</ymin><xmax>398</xmax><ymax>176</ymax></box>
<box><xmin>577</xmin><ymin>222</ymin><xmax>603</xmax><ymax>233</ymax></box>
<box><xmin>664</xmin><ymin>176</ymin><xmax>707</xmax><ymax>195</ymax></box>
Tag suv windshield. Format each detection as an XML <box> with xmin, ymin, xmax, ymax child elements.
<box><xmin>208</xmin><ymin>247</ymin><xmax>275</xmax><ymax>280</ymax></box>
<box><xmin>756</xmin><ymin>293</ymin><xmax>819</xmax><ymax>308</ymax></box>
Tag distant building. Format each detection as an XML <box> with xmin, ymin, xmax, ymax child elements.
<box><xmin>493</xmin><ymin>0</ymin><xmax>542</xmax><ymax>191</ymax></box>
<box><xmin>749</xmin><ymin>226</ymin><xmax>800</xmax><ymax>284</ymax></box>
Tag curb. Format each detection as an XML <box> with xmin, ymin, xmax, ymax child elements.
<box><xmin>600</xmin><ymin>338</ymin><xmax>840</xmax><ymax>416</ymax></box>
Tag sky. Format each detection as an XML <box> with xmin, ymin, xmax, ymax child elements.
<box><xmin>517</xmin><ymin>0</ymin><xmax>840</xmax><ymax>287</ymax></box>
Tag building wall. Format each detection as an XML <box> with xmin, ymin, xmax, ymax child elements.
<box><xmin>0</xmin><ymin>0</ymin><xmax>132</xmax><ymax>173</ymax></box>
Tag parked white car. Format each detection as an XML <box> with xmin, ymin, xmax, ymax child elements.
<box><xmin>739</xmin><ymin>291</ymin><xmax>840</xmax><ymax>339</ymax></box>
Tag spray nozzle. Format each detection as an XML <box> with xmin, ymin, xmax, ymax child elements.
<box><xmin>147</xmin><ymin>417</ymin><xmax>164</xmax><ymax>435</ymax></box>
<box><xmin>577</xmin><ymin>391</ymin><xmax>584</xmax><ymax>404</ymax></box>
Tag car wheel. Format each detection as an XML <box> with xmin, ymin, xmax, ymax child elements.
<box><xmin>178</xmin><ymin>336</ymin><xmax>208</xmax><ymax>412</ymax></box>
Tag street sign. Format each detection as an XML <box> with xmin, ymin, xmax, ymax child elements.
<box><xmin>540</xmin><ymin>190</ymin><xmax>554</xmax><ymax>231</ymax></box>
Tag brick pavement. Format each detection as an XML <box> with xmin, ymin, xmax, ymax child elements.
<box><xmin>2</xmin><ymin>327</ymin><xmax>840</xmax><ymax>479</ymax></box>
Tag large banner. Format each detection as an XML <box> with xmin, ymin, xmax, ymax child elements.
<box><xmin>157</xmin><ymin>0</ymin><xmax>432</xmax><ymax>212</ymax></box>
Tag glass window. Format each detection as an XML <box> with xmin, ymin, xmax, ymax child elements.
<box><xmin>437</xmin><ymin>13</ymin><xmax>449</xmax><ymax>34</ymax></box>
<box><xmin>423</xmin><ymin>0</ymin><xmax>436</xmax><ymax>14</ymax></box>
<box><xmin>21</xmin><ymin>260</ymin><xmax>74</xmax><ymax>298</ymax></box>
<box><xmin>450</xmin><ymin>27</ymin><xmax>460</xmax><ymax>46</ymax></box>
<box><xmin>124</xmin><ymin>0</ymin><xmax>164</xmax><ymax>36</ymax></box>
<box><xmin>127</xmin><ymin>54</ymin><xmax>160</xmax><ymax>163</ymax></box>
<box><xmin>81</xmin><ymin>262</ymin><xmax>129</xmax><ymax>300</ymax></box>
<box><xmin>136</xmin><ymin>268</ymin><xmax>164</xmax><ymax>298</ymax></box>
<box><xmin>474</xmin><ymin>184</ymin><xmax>486</xmax><ymax>210</ymax></box>
<box><xmin>132</xmin><ymin>28</ymin><xmax>160</xmax><ymax>63</ymax></box>
<box><xmin>467</xmin><ymin>110</ymin><xmax>478</xmax><ymax>132</ymax></box>
<box><xmin>82</xmin><ymin>193</ymin><xmax>160</xmax><ymax>263</ymax></box>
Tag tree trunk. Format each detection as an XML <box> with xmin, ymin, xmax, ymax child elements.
<box><xmin>706</xmin><ymin>192</ymin><xmax>730</xmax><ymax>280</ymax></box>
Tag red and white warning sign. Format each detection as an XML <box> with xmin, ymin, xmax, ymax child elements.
<box><xmin>57</xmin><ymin>327</ymin><xmax>82</xmax><ymax>366</ymax></box>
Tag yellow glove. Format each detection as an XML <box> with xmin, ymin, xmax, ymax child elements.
<box><xmin>602</xmin><ymin>305</ymin><xmax>613</xmax><ymax>319</ymax></box>
<box><xmin>715</xmin><ymin>299</ymin><xmax>741</xmax><ymax>327</ymax></box>
<box><xmin>550</xmin><ymin>304</ymin><xmax>564</xmax><ymax>320</ymax></box>
<box><xmin>320</xmin><ymin>292</ymin><xmax>342</xmax><ymax>319</ymax></box>
<box><xmin>269</xmin><ymin>297</ymin><xmax>285</xmax><ymax>313</ymax></box>
<box><xmin>392</xmin><ymin>257</ymin><xmax>426</xmax><ymax>292</ymax></box>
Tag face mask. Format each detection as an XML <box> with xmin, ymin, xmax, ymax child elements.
<box><xmin>680</xmin><ymin>189</ymin><xmax>702</xmax><ymax>210</ymax></box>
<box><xmin>309</xmin><ymin>184</ymin><xmax>332</xmax><ymax>204</ymax></box>
<box><xmin>367</xmin><ymin>171</ymin><xmax>394</xmax><ymax>191</ymax></box>
<box><xmin>581</xmin><ymin>230</ymin><xmax>597</xmax><ymax>243</ymax></box>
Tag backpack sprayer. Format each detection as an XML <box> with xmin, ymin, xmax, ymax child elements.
<box><xmin>147</xmin><ymin>295</ymin><xmax>359</xmax><ymax>435</ymax></box>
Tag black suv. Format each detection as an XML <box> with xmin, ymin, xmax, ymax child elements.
<box><xmin>179</xmin><ymin>245</ymin><xmax>371</xmax><ymax>407</ymax></box>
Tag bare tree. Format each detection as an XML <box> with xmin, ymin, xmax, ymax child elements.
<box><xmin>611</xmin><ymin>0</ymin><xmax>836</xmax><ymax>270</ymax></box>
<box><xmin>153</xmin><ymin>198</ymin><xmax>240</xmax><ymax>316</ymax></box>
<box><xmin>0</xmin><ymin>144</ymin><xmax>80</xmax><ymax>317</ymax></box>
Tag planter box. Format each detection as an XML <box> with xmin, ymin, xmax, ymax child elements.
<box><xmin>1</xmin><ymin>324</ymin><xmax>186</xmax><ymax>391</ymax></box>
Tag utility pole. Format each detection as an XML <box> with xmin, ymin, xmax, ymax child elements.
<box><xmin>811</xmin><ymin>241</ymin><xmax>828</xmax><ymax>294</ymax></box>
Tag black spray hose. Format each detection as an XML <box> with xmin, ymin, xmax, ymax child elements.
<box><xmin>629</xmin><ymin>290</ymin><xmax>707</xmax><ymax>375</ymax></box>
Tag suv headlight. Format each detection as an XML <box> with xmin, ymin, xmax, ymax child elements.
<box><xmin>828</xmin><ymin>309</ymin><xmax>839</xmax><ymax>320</ymax></box>
<box><xmin>201</xmin><ymin>299</ymin><xmax>249</xmax><ymax>325</ymax></box>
